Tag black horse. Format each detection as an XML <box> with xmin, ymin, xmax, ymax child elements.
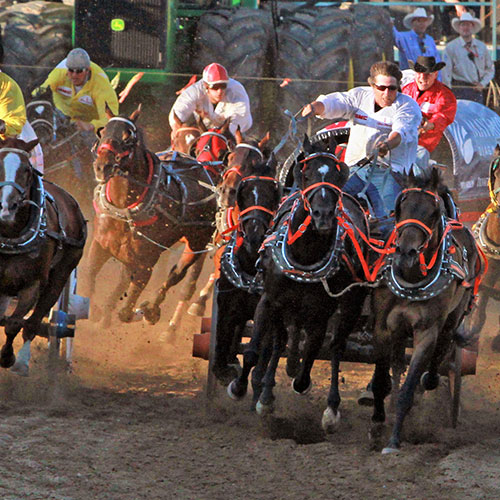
<box><xmin>370</xmin><ymin>167</ymin><xmax>484</xmax><ymax>454</ymax></box>
<box><xmin>212</xmin><ymin>154</ymin><xmax>281</xmax><ymax>384</ymax></box>
<box><xmin>228</xmin><ymin>136</ymin><xmax>371</xmax><ymax>429</ymax></box>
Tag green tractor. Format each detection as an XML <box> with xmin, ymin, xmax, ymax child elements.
<box><xmin>0</xmin><ymin>0</ymin><xmax>393</xmax><ymax>135</ymax></box>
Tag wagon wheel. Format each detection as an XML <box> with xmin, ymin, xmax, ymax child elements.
<box><xmin>205</xmin><ymin>280</ymin><xmax>219</xmax><ymax>400</ymax></box>
<box><xmin>448</xmin><ymin>345</ymin><xmax>463</xmax><ymax>428</ymax></box>
<box><xmin>0</xmin><ymin>1</ymin><xmax>73</xmax><ymax>97</ymax></box>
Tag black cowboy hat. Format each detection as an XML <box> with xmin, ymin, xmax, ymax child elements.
<box><xmin>408</xmin><ymin>56</ymin><xmax>446</xmax><ymax>73</ymax></box>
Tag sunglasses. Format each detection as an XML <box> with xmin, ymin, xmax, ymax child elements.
<box><xmin>68</xmin><ymin>68</ymin><xmax>87</xmax><ymax>74</ymax></box>
<box><xmin>207</xmin><ymin>83</ymin><xmax>227</xmax><ymax>91</ymax></box>
<box><xmin>372</xmin><ymin>83</ymin><xmax>398</xmax><ymax>92</ymax></box>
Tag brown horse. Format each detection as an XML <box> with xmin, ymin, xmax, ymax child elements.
<box><xmin>87</xmin><ymin>105</ymin><xmax>220</xmax><ymax>327</ymax></box>
<box><xmin>0</xmin><ymin>137</ymin><xmax>86</xmax><ymax>375</ymax></box>
<box><xmin>370</xmin><ymin>167</ymin><xmax>484</xmax><ymax>454</ymax></box>
<box><xmin>470</xmin><ymin>145</ymin><xmax>500</xmax><ymax>349</ymax></box>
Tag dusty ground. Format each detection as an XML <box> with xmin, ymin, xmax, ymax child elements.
<box><xmin>0</xmin><ymin>241</ymin><xmax>500</xmax><ymax>500</ymax></box>
<box><xmin>2</xmin><ymin>92</ymin><xmax>500</xmax><ymax>499</ymax></box>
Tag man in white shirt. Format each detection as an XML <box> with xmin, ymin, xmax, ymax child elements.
<box><xmin>169</xmin><ymin>62</ymin><xmax>252</xmax><ymax>139</ymax></box>
<box><xmin>442</xmin><ymin>12</ymin><xmax>494</xmax><ymax>104</ymax></box>
<box><xmin>302</xmin><ymin>61</ymin><xmax>422</xmax><ymax>231</ymax></box>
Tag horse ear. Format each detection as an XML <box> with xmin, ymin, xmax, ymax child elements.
<box><xmin>220</xmin><ymin>119</ymin><xmax>230</xmax><ymax>134</ymax></box>
<box><xmin>328</xmin><ymin>134</ymin><xmax>338</xmax><ymax>154</ymax></box>
<box><xmin>24</xmin><ymin>138</ymin><xmax>39</xmax><ymax>152</ymax></box>
<box><xmin>196</xmin><ymin>115</ymin><xmax>207</xmax><ymax>132</ymax></box>
<box><xmin>303</xmin><ymin>134</ymin><xmax>313</xmax><ymax>154</ymax></box>
<box><xmin>105</xmin><ymin>103</ymin><xmax>115</xmax><ymax>119</ymax></box>
<box><xmin>430</xmin><ymin>165</ymin><xmax>441</xmax><ymax>190</ymax></box>
<box><xmin>266</xmin><ymin>152</ymin><xmax>277</xmax><ymax>175</ymax></box>
<box><xmin>129</xmin><ymin>103</ymin><xmax>142</xmax><ymax>122</ymax></box>
<box><xmin>495</xmin><ymin>143</ymin><xmax>500</xmax><ymax>157</ymax></box>
<box><xmin>258</xmin><ymin>131</ymin><xmax>270</xmax><ymax>150</ymax></box>
<box><xmin>235</xmin><ymin>126</ymin><xmax>243</xmax><ymax>144</ymax></box>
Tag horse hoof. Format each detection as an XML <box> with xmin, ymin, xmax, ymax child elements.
<box><xmin>187</xmin><ymin>302</ymin><xmax>206</xmax><ymax>317</ymax></box>
<box><xmin>159</xmin><ymin>325</ymin><xmax>176</xmax><ymax>344</ymax></box>
<box><xmin>0</xmin><ymin>348</ymin><xmax>15</xmax><ymax>369</ymax></box>
<box><xmin>321</xmin><ymin>407</ymin><xmax>341</xmax><ymax>433</ymax></box>
<box><xmin>291</xmin><ymin>378</ymin><xmax>312</xmax><ymax>395</ymax></box>
<box><xmin>381</xmin><ymin>446</ymin><xmax>400</xmax><ymax>455</ymax></box>
<box><xmin>227</xmin><ymin>380</ymin><xmax>247</xmax><ymax>401</ymax></box>
<box><xmin>256</xmin><ymin>399</ymin><xmax>274</xmax><ymax>416</ymax></box>
<box><xmin>492</xmin><ymin>335</ymin><xmax>500</xmax><ymax>352</ymax></box>
<box><xmin>213</xmin><ymin>364</ymin><xmax>238</xmax><ymax>386</ymax></box>
<box><xmin>141</xmin><ymin>302</ymin><xmax>161</xmax><ymax>325</ymax></box>
<box><xmin>117</xmin><ymin>308</ymin><xmax>134</xmax><ymax>323</ymax></box>
<box><xmin>10</xmin><ymin>361</ymin><xmax>29</xmax><ymax>377</ymax></box>
<box><xmin>286</xmin><ymin>358</ymin><xmax>301</xmax><ymax>379</ymax></box>
<box><xmin>420</xmin><ymin>372</ymin><xmax>439</xmax><ymax>391</ymax></box>
<box><xmin>358</xmin><ymin>390</ymin><xmax>375</xmax><ymax>407</ymax></box>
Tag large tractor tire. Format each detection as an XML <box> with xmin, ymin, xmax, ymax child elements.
<box><xmin>191</xmin><ymin>7</ymin><xmax>275</xmax><ymax>136</ymax></box>
<box><xmin>0</xmin><ymin>1</ymin><xmax>72</xmax><ymax>96</ymax></box>
<box><xmin>274</xmin><ymin>8</ymin><xmax>352</xmax><ymax>160</ymax></box>
<box><xmin>349</xmin><ymin>4</ymin><xmax>394</xmax><ymax>85</ymax></box>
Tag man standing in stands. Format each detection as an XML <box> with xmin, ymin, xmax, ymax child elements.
<box><xmin>442</xmin><ymin>12</ymin><xmax>494</xmax><ymax>104</ymax></box>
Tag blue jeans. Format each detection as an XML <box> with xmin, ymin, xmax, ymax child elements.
<box><xmin>344</xmin><ymin>166</ymin><xmax>402</xmax><ymax>237</ymax></box>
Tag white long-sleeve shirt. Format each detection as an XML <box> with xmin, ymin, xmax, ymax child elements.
<box><xmin>316</xmin><ymin>86</ymin><xmax>422</xmax><ymax>173</ymax></box>
<box><xmin>169</xmin><ymin>78</ymin><xmax>252</xmax><ymax>135</ymax></box>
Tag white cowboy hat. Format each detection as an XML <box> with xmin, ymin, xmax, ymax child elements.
<box><xmin>451</xmin><ymin>12</ymin><xmax>483</xmax><ymax>34</ymax></box>
<box><xmin>403</xmin><ymin>8</ymin><xmax>434</xmax><ymax>30</ymax></box>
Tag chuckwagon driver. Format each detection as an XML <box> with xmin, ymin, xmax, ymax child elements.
<box><xmin>169</xmin><ymin>62</ymin><xmax>253</xmax><ymax>140</ymax></box>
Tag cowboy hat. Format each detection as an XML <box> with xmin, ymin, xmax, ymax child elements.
<box><xmin>451</xmin><ymin>12</ymin><xmax>483</xmax><ymax>34</ymax></box>
<box><xmin>408</xmin><ymin>56</ymin><xmax>446</xmax><ymax>73</ymax></box>
<box><xmin>403</xmin><ymin>8</ymin><xmax>434</xmax><ymax>30</ymax></box>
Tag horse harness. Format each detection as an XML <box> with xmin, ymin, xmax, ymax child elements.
<box><xmin>94</xmin><ymin>118</ymin><xmax>217</xmax><ymax>235</ymax></box>
<box><xmin>0</xmin><ymin>147</ymin><xmax>86</xmax><ymax>256</ymax></box>
<box><xmin>382</xmin><ymin>187</ymin><xmax>484</xmax><ymax>302</ymax></box>
<box><xmin>220</xmin><ymin>175</ymin><xmax>279</xmax><ymax>292</ymax></box>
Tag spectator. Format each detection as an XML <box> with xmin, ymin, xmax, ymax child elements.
<box><xmin>442</xmin><ymin>12</ymin><xmax>494</xmax><ymax>104</ymax></box>
<box><xmin>393</xmin><ymin>8</ymin><xmax>442</xmax><ymax>72</ymax></box>
<box><xmin>402</xmin><ymin>56</ymin><xmax>457</xmax><ymax>170</ymax></box>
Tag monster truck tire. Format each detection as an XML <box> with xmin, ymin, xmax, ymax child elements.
<box><xmin>349</xmin><ymin>4</ymin><xmax>394</xmax><ymax>85</ymax></box>
<box><xmin>0</xmin><ymin>1</ymin><xmax>72</xmax><ymax>97</ymax></box>
<box><xmin>192</xmin><ymin>8</ymin><xmax>274</xmax><ymax>136</ymax></box>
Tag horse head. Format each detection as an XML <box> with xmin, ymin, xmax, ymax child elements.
<box><xmin>393</xmin><ymin>167</ymin><xmax>444</xmax><ymax>273</ymax></box>
<box><xmin>235</xmin><ymin>154</ymin><xmax>281</xmax><ymax>252</ymax></box>
<box><xmin>194</xmin><ymin>119</ymin><xmax>234</xmax><ymax>165</ymax></box>
<box><xmin>94</xmin><ymin>104</ymin><xmax>143</xmax><ymax>183</ymax></box>
<box><xmin>27</xmin><ymin>87</ymin><xmax>73</xmax><ymax>146</ymax></box>
<box><xmin>218</xmin><ymin>130</ymin><xmax>270</xmax><ymax>210</ymax></box>
<box><xmin>0</xmin><ymin>137</ymin><xmax>39</xmax><ymax>226</ymax></box>
<box><xmin>298</xmin><ymin>135</ymin><xmax>349</xmax><ymax>234</ymax></box>
<box><xmin>489</xmin><ymin>144</ymin><xmax>500</xmax><ymax>211</ymax></box>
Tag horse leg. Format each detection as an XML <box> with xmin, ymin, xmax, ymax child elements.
<box><xmin>251</xmin><ymin>332</ymin><xmax>273</xmax><ymax>411</ymax></box>
<box><xmin>84</xmin><ymin>239</ymin><xmax>111</xmax><ymax>322</ymax></box>
<box><xmin>142</xmin><ymin>249</ymin><xmax>201</xmax><ymax>326</ymax></box>
<box><xmin>383</xmin><ymin>327</ymin><xmax>437</xmax><ymax>454</ymax></box>
<box><xmin>2</xmin><ymin>282</ymin><xmax>41</xmax><ymax>372</ymax></box>
<box><xmin>286</xmin><ymin>320</ymin><xmax>302</xmax><ymax>379</ymax></box>
<box><xmin>100</xmin><ymin>264</ymin><xmax>132</xmax><ymax>327</ymax></box>
<box><xmin>117</xmin><ymin>263</ymin><xmax>154</xmax><ymax>323</ymax></box>
<box><xmin>163</xmin><ymin>253</ymin><xmax>206</xmax><ymax>340</ymax></box>
<box><xmin>188</xmin><ymin>272</ymin><xmax>215</xmax><ymax>317</ymax></box>
<box><xmin>227</xmin><ymin>293</ymin><xmax>270</xmax><ymax>401</ymax></box>
<box><xmin>292</xmin><ymin>316</ymin><xmax>328</xmax><ymax>395</ymax></box>
<box><xmin>256</xmin><ymin>319</ymin><xmax>287</xmax><ymax>416</ymax></box>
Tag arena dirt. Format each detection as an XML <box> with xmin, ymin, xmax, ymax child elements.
<box><xmin>1</xmin><ymin>89</ymin><xmax>500</xmax><ymax>500</ymax></box>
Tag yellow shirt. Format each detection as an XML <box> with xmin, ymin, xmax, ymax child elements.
<box><xmin>0</xmin><ymin>72</ymin><xmax>26</xmax><ymax>139</ymax></box>
<box><xmin>39</xmin><ymin>61</ymin><xmax>119</xmax><ymax>132</ymax></box>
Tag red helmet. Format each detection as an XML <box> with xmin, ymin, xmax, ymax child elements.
<box><xmin>202</xmin><ymin>63</ymin><xmax>229</xmax><ymax>86</ymax></box>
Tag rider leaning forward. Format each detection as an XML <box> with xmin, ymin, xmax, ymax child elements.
<box><xmin>33</xmin><ymin>48</ymin><xmax>119</xmax><ymax>134</ymax></box>
<box><xmin>302</xmin><ymin>61</ymin><xmax>422</xmax><ymax>236</ymax></box>
<box><xmin>169</xmin><ymin>62</ymin><xmax>252</xmax><ymax>139</ymax></box>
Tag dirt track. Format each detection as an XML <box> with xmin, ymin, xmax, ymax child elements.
<box><xmin>2</xmin><ymin>93</ymin><xmax>500</xmax><ymax>500</ymax></box>
<box><xmin>1</xmin><ymin>240</ymin><xmax>500</xmax><ymax>500</ymax></box>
